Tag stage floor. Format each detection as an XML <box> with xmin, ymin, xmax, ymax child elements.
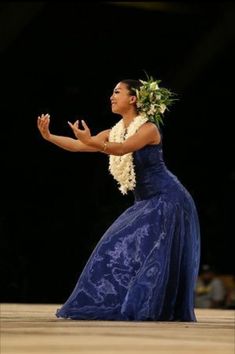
<box><xmin>1</xmin><ymin>303</ymin><xmax>234</xmax><ymax>354</ymax></box>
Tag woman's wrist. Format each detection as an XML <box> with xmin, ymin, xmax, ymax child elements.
<box><xmin>45</xmin><ymin>133</ymin><xmax>52</xmax><ymax>142</ymax></box>
<box><xmin>102</xmin><ymin>141</ymin><xmax>109</xmax><ymax>152</ymax></box>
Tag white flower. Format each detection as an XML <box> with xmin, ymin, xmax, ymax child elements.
<box><xmin>147</xmin><ymin>104</ymin><xmax>156</xmax><ymax>115</ymax></box>
<box><xmin>109</xmin><ymin>115</ymin><xmax>148</xmax><ymax>194</ymax></box>
<box><xmin>150</xmin><ymin>81</ymin><xmax>159</xmax><ymax>90</ymax></box>
<box><xmin>159</xmin><ymin>104</ymin><xmax>166</xmax><ymax>114</ymax></box>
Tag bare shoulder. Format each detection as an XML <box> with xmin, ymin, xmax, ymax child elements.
<box><xmin>138</xmin><ymin>121</ymin><xmax>161</xmax><ymax>144</ymax></box>
<box><xmin>141</xmin><ymin>121</ymin><xmax>159</xmax><ymax>132</ymax></box>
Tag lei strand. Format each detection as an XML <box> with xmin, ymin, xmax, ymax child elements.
<box><xmin>109</xmin><ymin>115</ymin><xmax>148</xmax><ymax>195</ymax></box>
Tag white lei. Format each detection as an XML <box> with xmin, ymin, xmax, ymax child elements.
<box><xmin>109</xmin><ymin>115</ymin><xmax>148</xmax><ymax>195</ymax></box>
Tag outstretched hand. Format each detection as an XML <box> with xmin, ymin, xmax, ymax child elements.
<box><xmin>37</xmin><ymin>113</ymin><xmax>51</xmax><ymax>140</ymax></box>
<box><xmin>68</xmin><ymin>119</ymin><xmax>91</xmax><ymax>144</ymax></box>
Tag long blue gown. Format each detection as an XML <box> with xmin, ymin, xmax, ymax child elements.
<box><xmin>56</xmin><ymin>141</ymin><xmax>200</xmax><ymax>321</ymax></box>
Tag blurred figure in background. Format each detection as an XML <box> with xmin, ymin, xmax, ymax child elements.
<box><xmin>195</xmin><ymin>264</ymin><xmax>226</xmax><ymax>308</ymax></box>
<box><xmin>224</xmin><ymin>275</ymin><xmax>235</xmax><ymax>309</ymax></box>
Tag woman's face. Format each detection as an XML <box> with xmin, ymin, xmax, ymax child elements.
<box><xmin>110</xmin><ymin>82</ymin><xmax>136</xmax><ymax>115</ymax></box>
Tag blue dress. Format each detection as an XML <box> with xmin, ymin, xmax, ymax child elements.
<box><xmin>56</xmin><ymin>142</ymin><xmax>200</xmax><ymax>321</ymax></box>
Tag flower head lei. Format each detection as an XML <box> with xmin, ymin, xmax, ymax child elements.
<box><xmin>109</xmin><ymin>74</ymin><xmax>178</xmax><ymax>195</ymax></box>
<box><xmin>134</xmin><ymin>73</ymin><xmax>178</xmax><ymax>128</ymax></box>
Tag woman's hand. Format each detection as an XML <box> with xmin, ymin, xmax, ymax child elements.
<box><xmin>68</xmin><ymin>120</ymin><xmax>91</xmax><ymax>145</ymax></box>
<box><xmin>37</xmin><ymin>113</ymin><xmax>51</xmax><ymax>141</ymax></box>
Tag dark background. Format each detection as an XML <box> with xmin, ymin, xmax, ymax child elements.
<box><xmin>1</xmin><ymin>2</ymin><xmax>235</xmax><ymax>303</ymax></box>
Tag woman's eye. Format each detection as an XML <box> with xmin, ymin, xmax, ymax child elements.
<box><xmin>114</xmin><ymin>90</ymin><xmax>120</xmax><ymax>94</ymax></box>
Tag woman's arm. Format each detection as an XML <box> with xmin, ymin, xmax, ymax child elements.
<box><xmin>70</xmin><ymin>120</ymin><xmax>160</xmax><ymax>156</ymax></box>
<box><xmin>48</xmin><ymin>130</ymin><xmax>110</xmax><ymax>152</ymax></box>
<box><xmin>102</xmin><ymin>122</ymin><xmax>160</xmax><ymax>155</ymax></box>
<box><xmin>37</xmin><ymin>114</ymin><xmax>110</xmax><ymax>152</ymax></box>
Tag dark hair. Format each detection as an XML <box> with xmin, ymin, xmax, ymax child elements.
<box><xmin>120</xmin><ymin>79</ymin><xmax>141</xmax><ymax>96</ymax></box>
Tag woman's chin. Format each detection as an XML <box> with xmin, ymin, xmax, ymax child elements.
<box><xmin>111</xmin><ymin>107</ymin><xmax>119</xmax><ymax>114</ymax></box>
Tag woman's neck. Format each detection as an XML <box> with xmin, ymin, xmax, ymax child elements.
<box><xmin>122</xmin><ymin>111</ymin><xmax>139</xmax><ymax>129</ymax></box>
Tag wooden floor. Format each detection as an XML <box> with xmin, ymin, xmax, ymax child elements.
<box><xmin>1</xmin><ymin>304</ymin><xmax>234</xmax><ymax>354</ymax></box>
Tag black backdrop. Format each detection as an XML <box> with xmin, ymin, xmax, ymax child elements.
<box><xmin>1</xmin><ymin>2</ymin><xmax>235</xmax><ymax>303</ymax></box>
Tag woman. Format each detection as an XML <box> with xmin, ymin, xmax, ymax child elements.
<box><xmin>37</xmin><ymin>77</ymin><xmax>200</xmax><ymax>321</ymax></box>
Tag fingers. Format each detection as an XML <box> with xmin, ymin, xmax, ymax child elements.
<box><xmin>81</xmin><ymin>120</ymin><xmax>89</xmax><ymax>130</ymax></box>
<box><xmin>67</xmin><ymin>120</ymin><xmax>77</xmax><ymax>139</ymax></box>
<box><xmin>38</xmin><ymin>113</ymin><xmax>50</xmax><ymax>120</ymax></box>
<box><xmin>37</xmin><ymin>115</ymin><xmax>89</xmax><ymax>137</ymax></box>
<box><xmin>67</xmin><ymin>119</ymin><xmax>90</xmax><ymax>140</ymax></box>
<box><xmin>37</xmin><ymin>113</ymin><xmax>50</xmax><ymax>132</ymax></box>
<box><xmin>67</xmin><ymin>121</ymin><xmax>76</xmax><ymax>131</ymax></box>
<box><xmin>68</xmin><ymin>120</ymin><xmax>78</xmax><ymax>128</ymax></box>
<box><xmin>38</xmin><ymin>113</ymin><xmax>50</xmax><ymax>125</ymax></box>
<box><xmin>68</xmin><ymin>120</ymin><xmax>81</xmax><ymax>133</ymax></box>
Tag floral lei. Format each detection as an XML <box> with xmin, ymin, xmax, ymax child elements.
<box><xmin>109</xmin><ymin>115</ymin><xmax>148</xmax><ymax>195</ymax></box>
